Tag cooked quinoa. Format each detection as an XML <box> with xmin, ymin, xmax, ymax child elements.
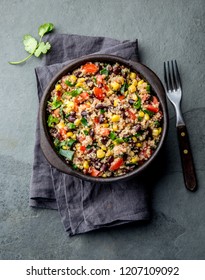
<box><xmin>47</xmin><ymin>61</ymin><xmax>163</xmax><ymax>177</ymax></box>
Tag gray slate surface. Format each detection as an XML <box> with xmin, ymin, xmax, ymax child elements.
<box><xmin>0</xmin><ymin>0</ymin><xmax>205</xmax><ymax>259</ymax></box>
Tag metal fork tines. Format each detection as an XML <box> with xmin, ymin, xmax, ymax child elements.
<box><xmin>163</xmin><ymin>60</ymin><xmax>197</xmax><ymax>192</ymax></box>
<box><xmin>164</xmin><ymin>60</ymin><xmax>185</xmax><ymax>126</ymax></box>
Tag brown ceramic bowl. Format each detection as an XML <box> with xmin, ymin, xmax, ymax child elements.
<box><xmin>39</xmin><ymin>54</ymin><xmax>168</xmax><ymax>183</ymax></box>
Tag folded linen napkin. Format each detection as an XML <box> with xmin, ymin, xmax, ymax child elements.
<box><xmin>29</xmin><ymin>33</ymin><xmax>151</xmax><ymax>236</ymax></box>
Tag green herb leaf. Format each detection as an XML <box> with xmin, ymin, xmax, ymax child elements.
<box><xmin>123</xmin><ymin>137</ymin><xmax>130</xmax><ymax>142</ymax></box>
<box><xmin>65</xmin><ymin>80</ymin><xmax>75</xmax><ymax>87</ymax></box>
<box><xmin>115</xmin><ymin>138</ymin><xmax>124</xmax><ymax>144</ymax></box>
<box><xmin>59</xmin><ymin>149</ymin><xmax>74</xmax><ymax>160</ymax></box>
<box><xmin>143</xmin><ymin>109</ymin><xmax>154</xmax><ymax>117</ymax></box>
<box><xmin>109</xmin><ymin>131</ymin><xmax>117</xmax><ymax>140</ymax></box>
<box><xmin>81</xmin><ymin>117</ymin><xmax>88</xmax><ymax>126</ymax></box>
<box><xmin>154</xmin><ymin>121</ymin><xmax>160</xmax><ymax>127</ymax></box>
<box><xmin>60</xmin><ymin>139</ymin><xmax>76</xmax><ymax>147</ymax></box>
<box><xmin>100</xmin><ymin>68</ymin><xmax>109</xmax><ymax>75</ymax></box>
<box><xmin>146</xmin><ymin>85</ymin><xmax>151</xmax><ymax>92</ymax></box>
<box><xmin>66</xmin><ymin>88</ymin><xmax>83</xmax><ymax>97</ymax></box>
<box><xmin>100</xmin><ymin>109</ymin><xmax>105</xmax><ymax>114</ymax></box>
<box><xmin>54</xmin><ymin>138</ymin><xmax>60</xmax><ymax>148</ymax></box>
<box><xmin>86</xmin><ymin>145</ymin><xmax>92</xmax><ymax>149</ymax></box>
<box><xmin>34</xmin><ymin>42</ymin><xmax>51</xmax><ymax>57</ymax></box>
<box><xmin>23</xmin><ymin>35</ymin><xmax>38</xmax><ymax>54</ymax></box>
<box><xmin>47</xmin><ymin>114</ymin><xmax>59</xmax><ymax>127</ymax></box>
<box><xmin>68</xmin><ymin>123</ymin><xmax>76</xmax><ymax>129</ymax></box>
<box><xmin>9</xmin><ymin>23</ymin><xmax>54</xmax><ymax>65</ymax></box>
<box><xmin>83</xmin><ymin>130</ymin><xmax>89</xmax><ymax>135</ymax></box>
<box><xmin>133</xmin><ymin>96</ymin><xmax>141</xmax><ymax>110</ymax></box>
<box><xmin>49</xmin><ymin>97</ymin><xmax>62</xmax><ymax>109</ymax></box>
<box><xmin>72</xmin><ymin>163</ymin><xmax>78</xmax><ymax>170</ymax></box>
<box><xmin>120</xmin><ymin>83</ymin><xmax>128</xmax><ymax>94</ymax></box>
<box><xmin>138</xmin><ymin>116</ymin><xmax>143</xmax><ymax>121</ymax></box>
<box><xmin>38</xmin><ymin>23</ymin><xmax>54</xmax><ymax>38</ymax></box>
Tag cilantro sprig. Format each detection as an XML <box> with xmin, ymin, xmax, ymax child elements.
<box><xmin>9</xmin><ymin>23</ymin><xmax>54</xmax><ymax>65</ymax></box>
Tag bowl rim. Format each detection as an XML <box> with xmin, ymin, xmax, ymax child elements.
<box><xmin>39</xmin><ymin>54</ymin><xmax>168</xmax><ymax>183</ymax></box>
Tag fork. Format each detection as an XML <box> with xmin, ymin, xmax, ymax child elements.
<box><xmin>164</xmin><ymin>60</ymin><xmax>197</xmax><ymax>192</ymax></box>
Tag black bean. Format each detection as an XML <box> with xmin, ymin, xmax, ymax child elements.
<box><xmin>99</xmin><ymin>114</ymin><xmax>104</xmax><ymax>124</ymax></box>
<box><xmin>128</xmin><ymin>99</ymin><xmax>135</xmax><ymax>105</ymax></box>
<box><xmin>113</xmin><ymin>65</ymin><xmax>121</xmax><ymax>75</ymax></box>
<box><xmin>69</xmin><ymin>112</ymin><xmax>76</xmax><ymax>116</ymax></box>
<box><xmin>101</xmin><ymin>163</ymin><xmax>109</xmax><ymax>172</ymax></box>
<box><xmin>87</xmin><ymin>148</ymin><xmax>93</xmax><ymax>154</ymax></box>
<box><xmin>134</xmin><ymin>124</ymin><xmax>141</xmax><ymax>132</ymax></box>
<box><xmin>68</xmin><ymin>115</ymin><xmax>76</xmax><ymax>122</ymax></box>
<box><xmin>122</xmin><ymin>72</ymin><xmax>127</xmax><ymax>78</ymax></box>
<box><xmin>89</xmin><ymin>129</ymin><xmax>95</xmax><ymax>137</ymax></box>
<box><xmin>122</xmin><ymin>154</ymin><xmax>128</xmax><ymax>161</ymax></box>
<box><xmin>81</xmin><ymin>110</ymin><xmax>87</xmax><ymax>117</ymax></box>
<box><xmin>107</xmin><ymin>156</ymin><xmax>114</xmax><ymax>164</ymax></box>
<box><xmin>101</xmin><ymin>137</ymin><xmax>108</xmax><ymax>145</ymax></box>
<box><xmin>49</xmin><ymin>128</ymin><xmax>57</xmax><ymax>135</ymax></box>
<box><xmin>74</xmin><ymin>71</ymin><xmax>81</xmax><ymax>77</ymax></box>
<box><xmin>95</xmin><ymin>104</ymin><xmax>105</xmax><ymax>109</ymax></box>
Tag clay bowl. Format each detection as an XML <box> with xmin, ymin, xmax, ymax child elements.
<box><xmin>39</xmin><ymin>54</ymin><xmax>168</xmax><ymax>183</ymax></box>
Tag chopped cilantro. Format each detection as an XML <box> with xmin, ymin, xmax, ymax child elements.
<box><xmin>81</xmin><ymin>117</ymin><xmax>88</xmax><ymax>126</ymax></box>
<box><xmin>109</xmin><ymin>131</ymin><xmax>117</xmax><ymax>140</ymax></box>
<box><xmin>100</xmin><ymin>68</ymin><xmax>109</xmax><ymax>76</ymax></box>
<box><xmin>65</xmin><ymin>80</ymin><xmax>75</xmax><ymax>87</ymax></box>
<box><xmin>120</xmin><ymin>83</ymin><xmax>128</xmax><ymax>94</ymax></box>
<box><xmin>133</xmin><ymin>96</ymin><xmax>141</xmax><ymax>110</ymax></box>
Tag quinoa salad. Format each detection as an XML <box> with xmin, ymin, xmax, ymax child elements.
<box><xmin>46</xmin><ymin>61</ymin><xmax>163</xmax><ymax>178</ymax></box>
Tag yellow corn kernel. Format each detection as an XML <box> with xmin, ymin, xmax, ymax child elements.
<box><xmin>113</xmin><ymin>124</ymin><xmax>118</xmax><ymax>131</ymax></box>
<box><xmin>138</xmin><ymin>111</ymin><xmax>145</xmax><ymax>118</ymax></box>
<box><xmin>152</xmin><ymin>128</ymin><xmax>160</xmax><ymax>137</ymax></box>
<box><xmin>101</xmin><ymin>145</ymin><xmax>107</xmax><ymax>151</ymax></box>
<box><xmin>106</xmin><ymin>150</ymin><xmax>112</xmax><ymax>157</ymax></box>
<box><xmin>102</xmin><ymin>174</ymin><xmax>107</xmax><ymax>178</ymax></box>
<box><xmin>55</xmin><ymin>84</ymin><xmax>62</xmax><ymax>91</ymax></box>
<box><xmin>62</xmin><ymin>145</ymin><xmax>68</xmax><ymax>150</ymax></box>
<box><xmin>128</xmin><ymin>84</ymin><xmax>136</xmax><ymax>93</ymax></box>
<box><xmin>65</xmin><ymin>101</ymin><xmax>74</xmax><ymax>112</ymax></box>
<box><xmin>132</xmin><ymin>136</ymin><xmax>137</xmax><ymax>142</ymax></box>
<box><xmin>130</xmin><ymin>72</ymin><xmax>136</xmax><ymax>80</ymax></box>
<box><xmin>158</xmin><ymin>127</ymin><xmax>162</xmax><ymax>134</ymax></box>
<box><xmin>114</xmin><ymin>99</ymin><xmax>118</xmax><ymax>107</ymax></box>
<box><xmin>144</xmin><ymin>113</ymin><xmax>150</xmax><ymax>121</ymax></box>
<box><xmin>136</xmin><ymin>142</ymin><xmax>142</xmax><ymax>148</ymax></box>
<box><xmin>71</xmin><ymin>134</ymin><xmax>76</xmax><ymax>140</ymax></box>
<box><xmin>107</xmin><ymin>90</ymin><xmax>114</xmax><ymax>96</ymax></box>
<box><xmin>111</xmin><ymin>115</ymin><xmax>120</xmax><ymax>122</ymax></box>
<box><xmin>124</xmin><ymin>90</ymin><xmax>128</xmax><ymax>96</ymax></box>
<box><xmin>77</xmin><ymin>77</ymin><xmax>85</xmax><ymax>83</ymax></box>
<box><xmin>111</xmin><ymin>81</ymin><xmax>121</xmax><ymax>91</ymax></box>
<box><xmin>102</xmin><ymin>123</ymin><xmax>109</xmax><ymax>128</ymax></box>
<box><xmin>66</xmin><ymin>132</ymin><xmax>73</xmax><ymax>137</ymax></box>
<box><xmin>86</xmin><ymin>102</ymin><xmax>91</xmax><ymax>106</ymax></box>
<box><xmin>132</xmin><ymin>94</ymin><xmax>138</xmax><ymax>101</ymax></box>
<box><xmin>76</xmin><ymin>82</ymin><xmax>84</xmax><ymax>88</ymax></box>
<box><xmin>132</xmin><ymin>79</ymin><xmax>138</xmax><ymax>87</ymax></box>
<box><xmin>131</xmin><ymin>156</ymin><xmax>139</xmax><ymax>164</ymax></box>
<box><xmin>70</xmin><ymin>75</ymin><xmax>77</xmax><ymax>83</ymax></box>
<box><xmin>57</xmin><ymin>121</ymin><xmax>65</xmax><ymax>129</ymax></box>
<box><xmin>118</xmin><ymin>76</ymin><xmax>125</xmax><ymax>84</ymax></box>
<box><xmin>83</xmin><ymin>161</ymin><xmax>89</xmax><ymax>169</ymax></box>
<box><xmin>130</xmin><ymin>151</ymin><xmax>135</xmax><ymax>157</ymax></box>
<box><xmin>138</xmin><ymin>80</ymin><xmax>144</xmax><ymax>85</ymax></box>
<box><xmin>75</xmin><ymin>143</ymin><xmax>81</xmax><ymax>149</ymax></box>
<box><xmin>97</xmin><ymin>149</ymin><xmax>105</xmax><ymax>159</ymax></box>
<box><xmin>74</xmin><ymin>119</ymin><xmax>81</xmax><ymax>126</ymax></box>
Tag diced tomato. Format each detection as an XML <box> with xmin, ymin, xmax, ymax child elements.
<box><xmin>94</xmin><ymin>117</ymin><xmax>99</xmax><ymax>124</ymax></box>
<box><xmin>109</xmin><ymin>158</ymin><xmax>124</xmax><ymax>171</ymax></box>
<box><xmin>96</xmin><ymin>74</ymin><xmax>103</xmax><ymax>85</ymax></box>
<box><xmin>127</xmin><ymin>109</ymin><xmax>136</xmax><ymax>120</ymax></box>
<box><xmin>80</xmin><ymin>145</ymin><xmax>86</xmax><ymax>152</ymax></box>
<box><xmin>59</xmin><ymin>128</ymin><xmax>67</xmax><ymax>136</ymax></box>
<box><xmin>104</xmin><ymin>84</ymin><xmax>109</xmax><ymax>91</ymax></box>
<box><xmin>56</xmin><ymin>91</ymin><xmax>62</xmax><ymax>100</ymax></box>
<box><xmin>53</xmin><ymin>108</ymin><xmax>60</xmax><ymax>117</ymax></box>
<box><xmin>100</xmin><ymin>128</ymin><xmax>110</xmax><ymax>136</ymax></box>
<box><xmin>93</xmin><ymin>87</ymin><xmax>105</xmax><ymax>100</ymax></box>
<box><xmin>74</xmin><ymin>101</ymin><xmax>78</xmax><ymax>112</ymax></box>
<box><xmin>82</xmin><ymin>63</ymin><xmax>98</xmax><ymax>74</ymax></box>
<box><xmin>75</xmin><ymin>92</ymin><xmax>89</xmax><ymax>104</ymax></box>
<box><xmin>146</xmin><ymin>105</ymin><xmax>159</xmax><ymax>113</ymax></box>
<box><xmin>152</xmin><ymin>96</ymin><xmax>159</xmax><ymax>105</ymax></box>
<box><xmin>118</xmin><ymin>95</ymin><xmax>125</xmax><ymax>101</ymax></box>
<box><xmin>90</xmin><ymin>167</ymin><xmax>101</xmax><ymax>177</ymax></box>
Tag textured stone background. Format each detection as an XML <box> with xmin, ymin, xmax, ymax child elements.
<box><xmin>0</xmin><ymin>0</ymin><xmax>204</xmax><ymax>259</ymax></box>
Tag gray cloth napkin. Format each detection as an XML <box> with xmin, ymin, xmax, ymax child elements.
<box><xmin>29</xmin><ymin>33</ymin><xmax>151</xmax><ymax>236</ymax></box>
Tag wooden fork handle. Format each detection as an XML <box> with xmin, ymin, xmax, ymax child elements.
<box><xmin>177</xmin><ymin>125</ymin><xmax>197</xmax><ymax>191</ymax></box>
